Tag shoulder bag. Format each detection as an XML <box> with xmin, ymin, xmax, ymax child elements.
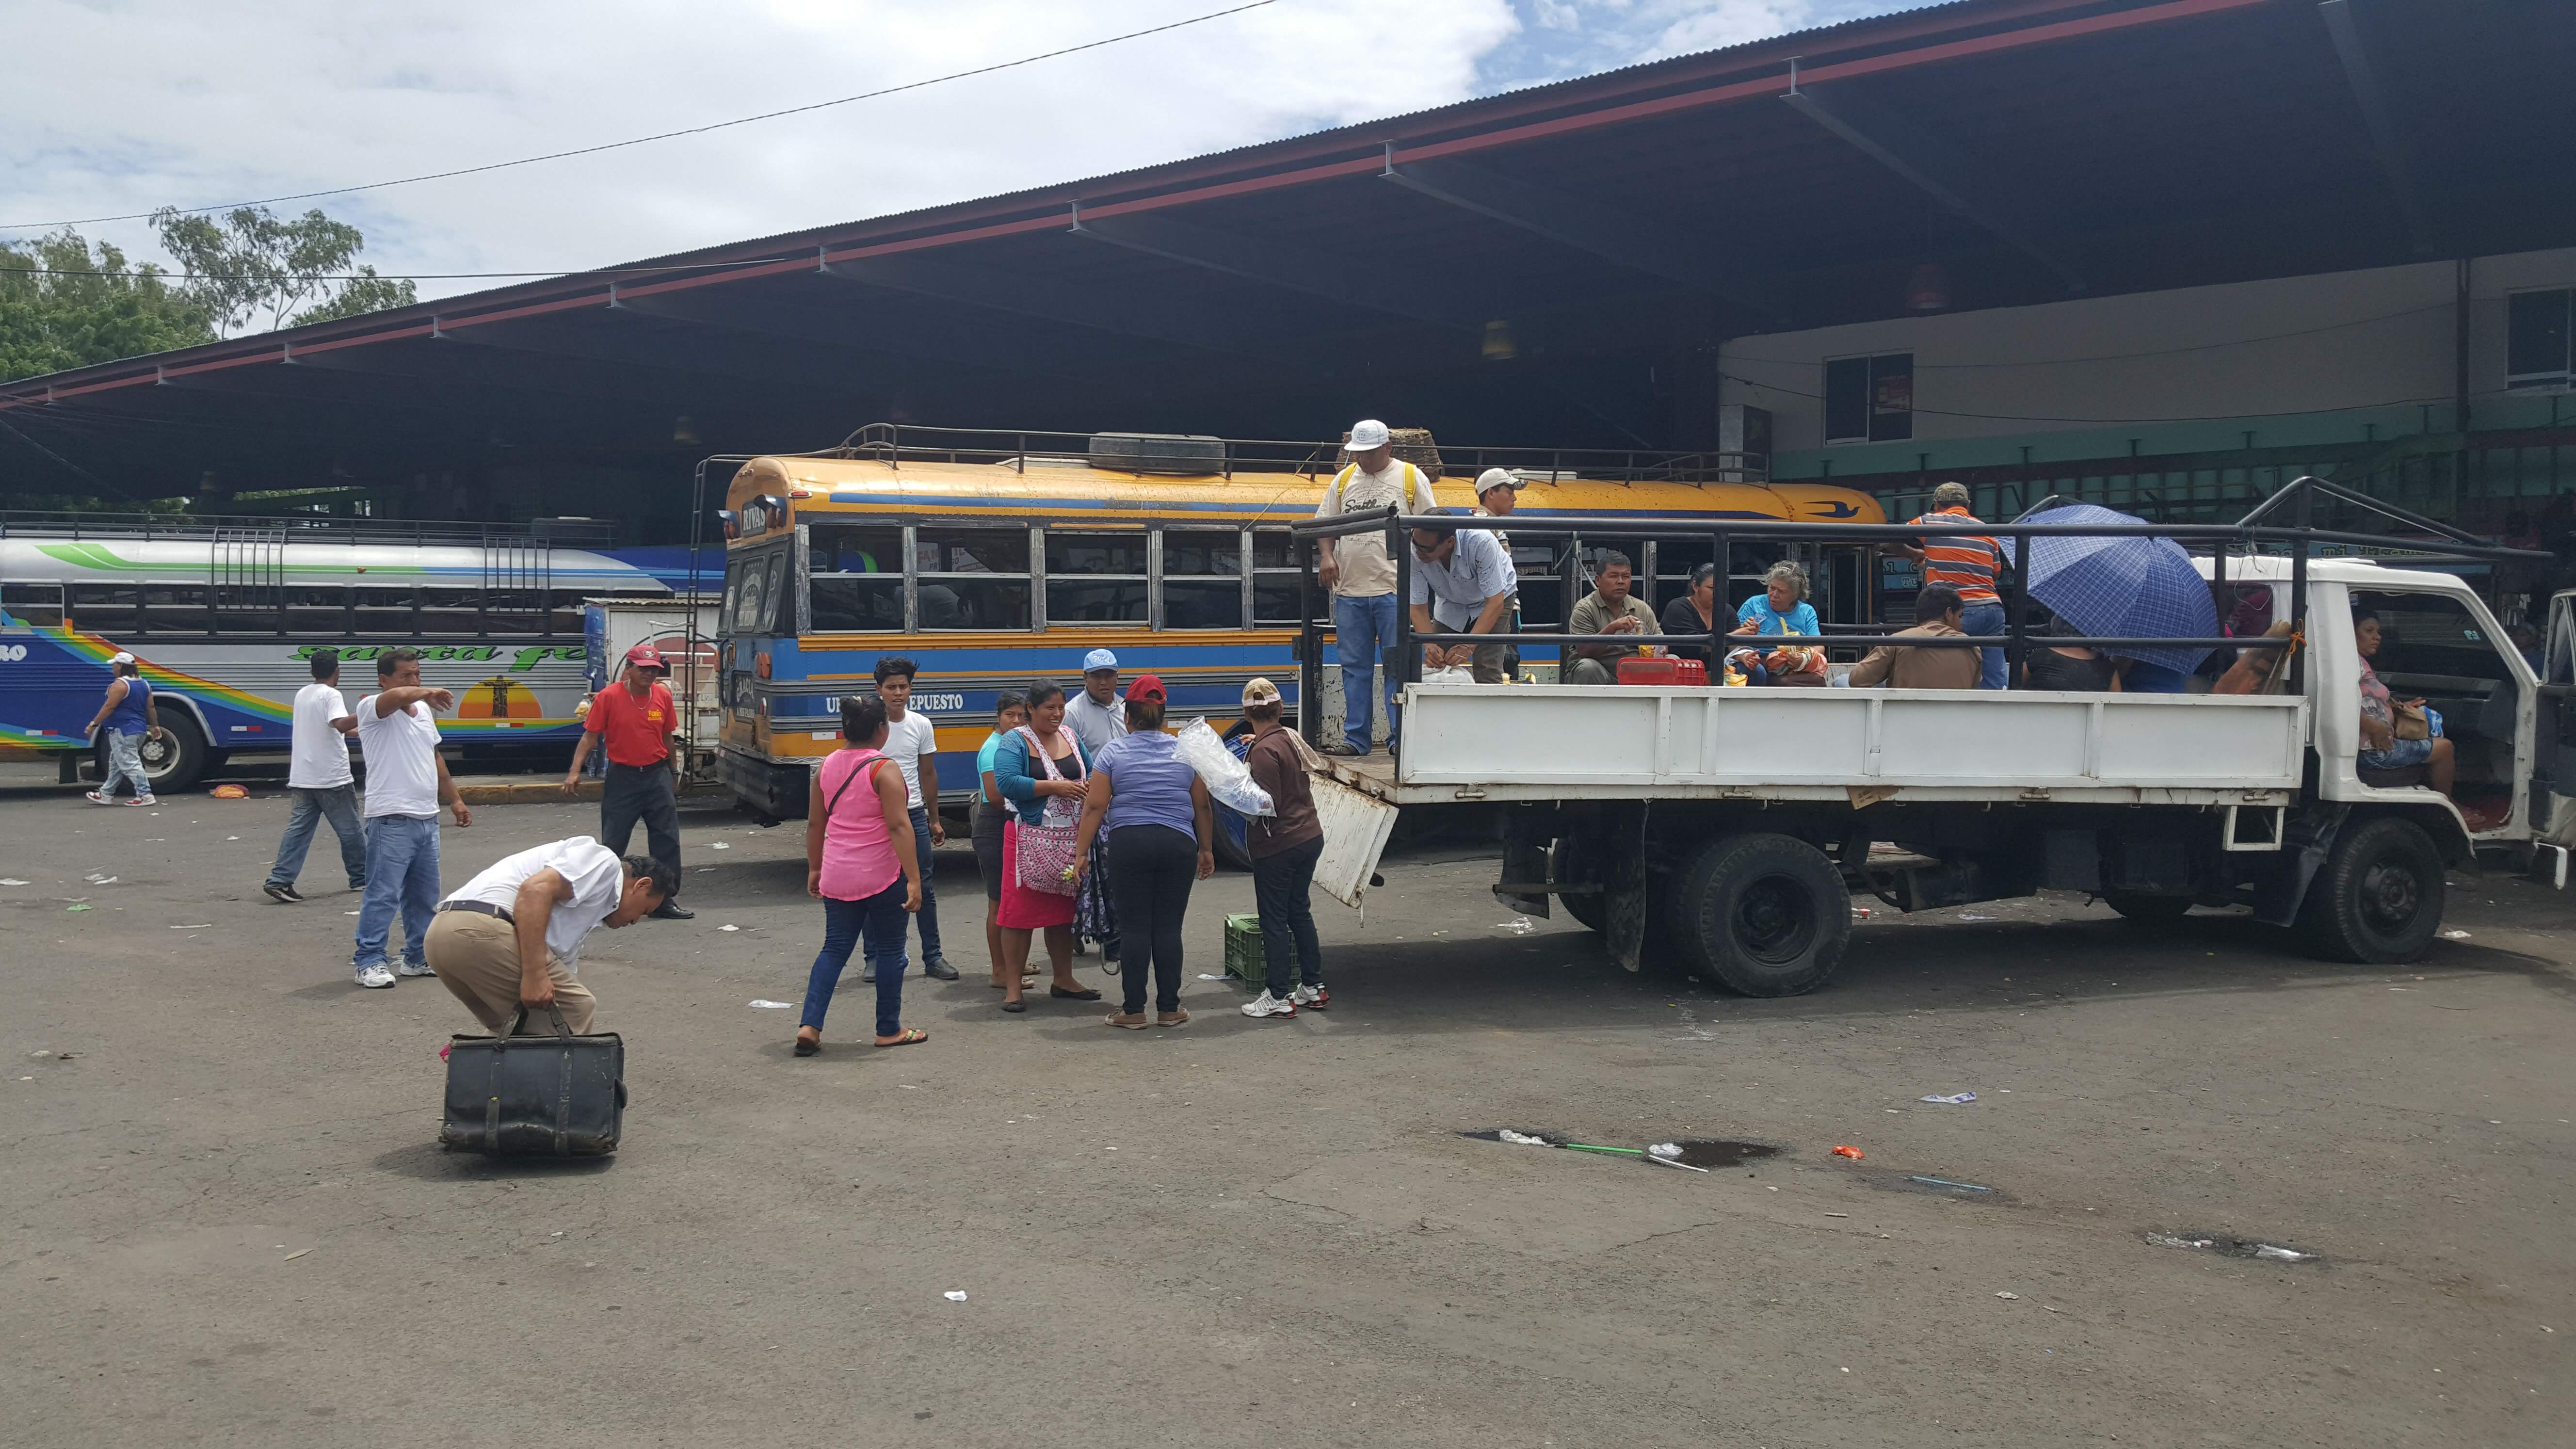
<box><xmin>1012</xmin><ymin>726</ymin><xmax>1085</xmax><ymax>895</ymax></box>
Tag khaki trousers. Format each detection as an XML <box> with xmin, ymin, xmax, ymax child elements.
<box><xmin>425</xmin><ymin>910</ymin><xmax>597</xmax><ymax>1035</ymax></box>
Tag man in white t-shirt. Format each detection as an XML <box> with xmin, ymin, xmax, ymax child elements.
<box><xmin>350</xmin><ymin>648</ymin><xmax>471</xmax><ymax>990</ymax></box>
<box><xmin>425</xmin><ymin>837</ymin><xmax>676</xmax><ymax>1034</ymax></box>
<box><xmin>865</xmin><ymin>656</ymin><xmax>957</xmax><ymax>982</ymax></box>
<box><xmin>1314</xmin><ymin>419</ymin><xmax>1439</xmax><ymax>755</ymax></box>
<box><xmin>262</xmin><ymin>648</ymin><xmax>368</xmax><ymax>903</ymax></box>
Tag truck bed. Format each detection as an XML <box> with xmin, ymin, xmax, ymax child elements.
<box><xmin>1326</xmin><ymin>683</ymin><xmax>2308</xmax><ymax>807</ymax></box>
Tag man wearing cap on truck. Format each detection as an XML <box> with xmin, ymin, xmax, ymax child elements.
<box><xmin>564</xmin><ymin>644</ymin><xmax>692</xmax><ymax>919</ymax></box>
<box><xmin>1408</xmin><ymin>508</ymin><xmax>1517</xmax><ymax>685</ymax></box>
<box><xmin>1470</xmin><ymin>468</ymin><xmax>1526</xmax><ymax>680</ymax></box>
<box><xmin>1315</xmin><ymin>419</ymin><xmax>1439</xmax><ymax>756</ymax></box>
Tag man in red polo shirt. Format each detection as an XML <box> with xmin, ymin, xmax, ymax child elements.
<box><xmin>564</xmin><ymin>644</ymin><xmax>692</xmax><ymax>919</ymax></box>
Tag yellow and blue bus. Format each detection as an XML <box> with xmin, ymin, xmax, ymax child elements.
<box><xmin>711</xmin><ymin>427</ymin><xmax>1887</xmax><ymax>821</ymax></box>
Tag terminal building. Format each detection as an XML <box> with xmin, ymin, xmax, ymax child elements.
<box><xmin>3</xmin><ymin>0</ymin><xmax>2571</xmax><ymax>549</ymax></box>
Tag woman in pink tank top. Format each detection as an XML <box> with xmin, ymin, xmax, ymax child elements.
<box><xmin>795</xmin><ymin>695</ymin><xmax>924</xmax><ymax>1055</ymax></box>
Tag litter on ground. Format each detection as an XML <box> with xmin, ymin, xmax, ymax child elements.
<box><xmin>1831</xmin><ymin>1145</ymin><xmax>1865</xmax><ymax>1159</ymax></box>
<box><xmin>943</xmin><ymin>1290</ymin><xmax>968</xmax><ymax>1302</ymax></box>
<box><xmin>748</xmin><ymin>999</ymin><xmax>794</xmax><ymax>1009</ymax></box>
<box><xmin>1919</xmin><ymin>1092</ymin><xmax>1979</xmax><ymax>1105</ymax></box>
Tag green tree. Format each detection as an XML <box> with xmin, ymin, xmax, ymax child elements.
<box><xmin>0</xmin><ymin>231</ymin><xmax>216</xmax><ymax>383</ymax></box>
<box><xmin>151</xmin><ymin>205</ymin><xmax>419</xmax><ymax>336</ymax></box>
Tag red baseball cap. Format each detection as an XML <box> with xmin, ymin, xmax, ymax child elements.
<box><xmin>1126</xmin><ymin>672</ymin><xmax>1167</xmax><ymax>704</ymax></box>
<box><xmin>623</xmin><ymin>644</ymin><xmax>668</xmax><ymax>671</ymax></box>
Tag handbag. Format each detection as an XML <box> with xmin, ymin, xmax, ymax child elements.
<box><xmin>439</xmin><ymin>1003</ymin><xmax>625</xmax><ymax>1157</ymax></box>
<box><xmin>1012</xmin><ymin>726</ymin><xmax>1084</xmax><ymax>895</ymax></box>
<box><xmin>2394</xmin><ymin>700</ymin><xmax>2430</xmax><ymax>741</ymax></box>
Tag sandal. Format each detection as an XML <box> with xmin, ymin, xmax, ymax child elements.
<box><xmin>874</xmin><ymin>1028</ymin><xmax>929</xmax><ymax>1048</ymax></box>
<box><xmin>1000</xmin><ymin>999</ymin><xmax>1027</xmax><ymax>1014</ymax></box>
<box><xmin>1050</xmin><ymin>985</ymin><xmax>1102</xmax><ymax>1001</ymax></box>
<box><xmin>793</xmin><ymin>1035</ymin><xmax>821</xmax><ymax>1057</ymax></box>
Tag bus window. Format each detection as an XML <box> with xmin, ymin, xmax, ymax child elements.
<box><xmin>71</xmin><ymin>583</ymin><xmax>139</xmax><ymax>634</ymax></box>
<box><xmin>356</xmin><ymin>586</ymin><xmax>419</xmax><ymax>633</ymax></box>
<box><xmin>1046</xmin><ymin>531</ymin><xmax>1148</xmax><ymax>625</ymax></box>
<box><xmin>3</xmin><ymin>582</ymin><xmax>65</xmax><ymax>627</ymax></box>
<box><xmin>918</xmin><ymin>526</ymin><xmax>1030</xmax><ymax>631</ymax></box>
<box><xmin>422</xmin><ymin>588</ymin><xmax>484</xmax><ymax>635</ymax></box>
<box><xmin>811</xmin><ymin>523</ymin><xmax>902</xmax><ymax>578</ymax></box>
<box><xmin>1251</xmin><ymin>528</ymin><xmax>1305</xmax><ymax>627</ymax></box>
<box><xmin>284</xmin><ymin>585</ymin><xmax>349</xmax><ymax>636</ymax></box>
<box><xmin>146</xmin><ymin>584</ymin><xmax>215</xmax><ymax>635</ymax></box>
<box><xmin>812</xmin><ymin>575</ymin><xmax>904</xmax><ymax>632</ymax></box>
<box><xmin>1162</xmin><ymin>527</ymin><xmax>1243</xmax><ymax>629</ymax></box>
<box><xmin>730</xmin><ymin>549</ymin><xmax>795</xmax><ymax>636</ymax></box>
<box><xmin>483</xmin><ymin>590</ymin><xmax>548</xmax><ymax>635</ymax></box>
<box><xmin>547</xmin><ymin>592</ymin><xmax>588</xmax><ymax>635</ymax></box>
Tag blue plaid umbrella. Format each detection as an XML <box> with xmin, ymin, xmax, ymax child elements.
<box><xmin>1999</xmin><ymin>504</ymin><xmax>2216</xmax><ymax>674</ymax></box>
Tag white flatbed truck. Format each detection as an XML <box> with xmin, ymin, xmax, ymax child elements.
<box><xmin>1296</xmin><ymin>500</ymin><xmax>2573</xmax><ymax>996</ymax></box>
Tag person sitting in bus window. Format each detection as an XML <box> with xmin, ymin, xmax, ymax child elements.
<box><xmin>1726</xmin><ymin>560</ymin><xmax>1826</xmax><ymax>686</ymax></box>
<box><xmin>1849</xmin><ymin>585</ymin><xmax>1979</xmax><ymax>690</ymax></box>
<box><xmin>1563</xmin><ymin>551</ymin><xmax>1658</xmax><ymax>685</ymax></box>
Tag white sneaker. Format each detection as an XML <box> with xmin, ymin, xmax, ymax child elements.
<box><xmin>397</xmin><ymin>961</ymin><xmax>436</xmax><ymax>978</ymax></box>
<box><xmin>1240</xmin><ymin>990</ymin><xmax>1297</xmax><ymax>1019</ymax></box>
<box><xmin>354</xmin><ymin>965</ymin><xmax>397</xmax><ymax>989</ymax></box>
<box><xmin>131</xmin><ymin>794</ymin><xmax>158</xmax><ymax>807</ymax></box>
<box><xmin>1290</xmin><ymin>984</ymin><xmax>1330</xmax><ymax>1010</ymax></box>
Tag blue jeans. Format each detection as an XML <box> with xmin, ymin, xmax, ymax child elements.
<box><xmin>906</xmin><ymin>805</ymin><xmax>943</xmax><ymax>964</ymax></box>
<box><xmin>801</xmin><ymin>880</ymin><xmax>912</xmax><ymax>1037</ymax></box>
<box><xmin>1959</xmin><ymin>600</ymin><xmax>2009</xmax><ymax>690</ymax></box>
<box><xmin>1335</xmin><ymin>592</ymin><xmax>1402</xmax><ymax>752</ymax></box>
<box><xmin>101</xmin><ymin>729</ymin><xmax>152</xmax><ymax>799</ymax></box>
<box><xmin>268</xmin><ymin>785</ymin><xmax>368</xmax><ymax>890</ymax></box>
<box><xmin>353</xmin><ymin>814</ymin><xmax>439</xmax><ymax>971</ymax></box>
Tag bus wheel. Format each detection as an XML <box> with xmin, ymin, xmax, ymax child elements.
<box><xmin>140</xmin><ymin>713</ymin><xmax>211</xmax><ymax>794</ymax></box>
<box><xmin>1679</xmin><ymin>833</ymin><xmax>1850</xmax><ymax>998</ymax></box>
<box><xmin>2297</xmin><ymin>815</ymin><xmax>2444</xmax><ymax>964</ymax></box>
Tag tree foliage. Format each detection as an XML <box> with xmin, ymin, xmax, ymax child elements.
<box><xmin>151</xmin><ymin>205</ymin><xmax>419</xmax><ymax>335</ymax></box>
<box><xmin>0</xmin><ymin>232</ymin><xmax>215</xmax><ymax>383</ymax></box>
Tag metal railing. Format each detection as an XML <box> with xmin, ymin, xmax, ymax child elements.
<box><xmin>825</xmin><ymin>422</ymin><xmax>1765</xmax><ymax>484</ymax></box>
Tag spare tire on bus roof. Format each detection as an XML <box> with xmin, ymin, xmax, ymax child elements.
<box><xmin>1088</xmin><ymin>433</ymin><xmax>1227</xmax><ymax>475</ymax></box>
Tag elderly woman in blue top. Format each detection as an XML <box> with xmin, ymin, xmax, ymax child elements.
<box><xmin>1069</xmin><ymin>674</ymin><xmax>1215</xmax><ymax>1030</ymax></box>
<box><xmin>1725</xmin><ymin>560</ymin><xmax>1827</xmax><ymax>686</ymax></box>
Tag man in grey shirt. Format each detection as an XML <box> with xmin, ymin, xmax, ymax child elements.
<box><xmin>1063</xmin><ymin>646</ymin><xmax>1129</xmax><ymax>759</ymax></box>
<box><xmin>1406</xmin><ymin>510</ymin><xmax>1516</xmax><ymax>684</ymax></box>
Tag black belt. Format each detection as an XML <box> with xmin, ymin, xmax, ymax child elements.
<box><xmin>437</xmin><ymin>899</ymin><xmax>515</xmax><ymax>925</ymax></box>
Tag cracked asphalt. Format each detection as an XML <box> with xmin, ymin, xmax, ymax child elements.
<box><xmin>5</xmin><ymin>764</ymin><xmax>2573</xmax><ymax>1447</ymax></box>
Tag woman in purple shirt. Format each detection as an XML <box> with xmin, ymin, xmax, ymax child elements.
<box><xmin>1070</xmin><ymin>674</ymin><xmax>1213</xmax><ymax>1029</ymax></box>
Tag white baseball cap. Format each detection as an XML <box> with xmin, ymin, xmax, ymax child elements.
<box><xmin>109</xmin><ymin>651</ymin><xmax>136</xmax><ymax>665</ymax></box>
<box><xmin>1343</xmin><ymin>419</ymin><xmax>1391</xmax><ymax>451</ymax></box>
<box><xmin>1475</xmin><ymin>467</ymin><xmax>1523</xmax><ymax>496</ymax></box>
<box><xmin>1081</xmin><ymin>647</ymin><xmax>1118</xmax><ymax>672</ymax></box>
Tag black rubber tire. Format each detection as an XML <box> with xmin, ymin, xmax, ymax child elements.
<box><xmin>2296</xmin><ymin>815</ymin><xmax>2446</xmax><ymax>965</ymax></box>
<box><xmin>1679</xmin><ymin>832</ymin><xmax>1851</xmax><ymax>997</ymax></box>
<box><xmin>2104</xmin><ymin>891</ymin><xmax>2194</xmax><ymax>923</ymax></box>
<box><xmin>1550</xmin><ymin>835</ymin><xmax>1608</xmax><ymax>933</ymax></box>
<box><xmin>139</xmin><ymin>710</ymin><xmax>210</xmax><ymax>794</ymax></box>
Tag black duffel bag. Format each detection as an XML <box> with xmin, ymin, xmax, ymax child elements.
<box><xmin>441</xmin><ymin>1003</ymin><xmax>626</xmax><ymax>1157</ymax></box>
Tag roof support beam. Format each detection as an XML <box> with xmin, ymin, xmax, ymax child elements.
<box><xmin>1377</xmin><ymin>146</ymin><xmax>1787</xmax><ymax>322</ymax></box>
<box><xmin>1068</xmin><ymin>205</ymin><xmax>1489</xmax><ymax>331</ymax></box>
<box><xmin>1780</xmin><ymin>75</ymin><xmax>2086</xmax><ymax>291</ymax></box>
<box><xmin>612</xmin><ymin>278</ymin><xmax>1154</xmax><ymax>384</ymax></box>
<box><xmin>820</xmin><ymin>248</ymin><xmax>1263</xmax><ymax>356</ymax></box>
<box><xmin>2317</xmin><ymin>0</ymin><xmax>2432</xmax><ymax>256</ymax></box>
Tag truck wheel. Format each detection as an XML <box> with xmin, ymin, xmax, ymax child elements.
<box><xmin>2104</xmin><ymin>892</ymin><xmax>2193</xmax><ymax>923</ymax></box>
<box><xmin>140</xmin><ymin>712</ymin><xmax>211</xmax><ymax>794</ymax></box>
<box><xmin>2297</xmin><ymin>815</ymin><xmax>2445</xmax><ymax>964</ymax></box>
<box><xmin>1550</xmin><ymin>836</ymin><xmax>1608</xmax><ymax>933</ymax></box>
<box><xmin>1680</xmin><ymin>833</ymin><xmax>1851</xmax><ymax>997</ymax></box>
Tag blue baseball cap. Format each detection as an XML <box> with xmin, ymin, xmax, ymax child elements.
<box><xmin>1081</xmin><ymin>648</ymin><xmax>1118</xmax><ymax>672</ymax></box>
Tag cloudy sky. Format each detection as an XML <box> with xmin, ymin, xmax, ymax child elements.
<box><xmin>3</xmin><ymin>0</ymin><xmax>1921</xmax><ymax>306</ymax></box>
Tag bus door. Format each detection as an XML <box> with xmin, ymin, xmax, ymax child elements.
<box><xmin>717</xmin><ymin>535</ymin><xmax>800</xmax><ymax>754</ymax></box>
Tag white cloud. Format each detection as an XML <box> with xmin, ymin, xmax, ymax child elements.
<box><xmin>0</xmin><ymin>0</ymin><xmax>1917</xmax><ymax>307</ymax></box>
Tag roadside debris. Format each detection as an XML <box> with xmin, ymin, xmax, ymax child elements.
<box><xmin>1919</xmin><ymin>1092</ymin><xmax>1978</xmax><ymax>1105</ymax></box>
<box><xmin>64</xmin><ymin>903</ymin><xmax>93</xmax><ymax>912</ymax></box>
<box><xmin>1995</xmin><ymin>1291</ymin><xmax>2020</xmax><ymax>1300</ymax></box>
<box><xmin>1908</xmin><ymin>1175</ymin><xmax>1994</xmax><ymax>1193</ymax></box>
<box><xmin>83</xmin><ymin>873</ymin><xmax>118</xmax><ymax>885</ymax></box>
<box><xmin>710</xmin><ymin>842</ymin><xmax>731</xmax><ymax>850</ymax></box>
<box><xmin>1831</xmin><ymin>1145</ymin><xmax>1865</xmax><ymax>1160</ymax></box>
<box><xmin>2146</xmin><ymin>1231</ymin><xmax>2320</xmax><ymax>1263</ymax></box>
<box><xmin>717</xmin><ymin>924</ymin><xmax>741</xmax><ymax>932</ymax></box>
<box><xmin>748</xmin><ymin>999</ymin><xmax>794</xmax><ymax>1009</ymax></box>
<box><xmin>943</xmin><ymin>1290</ymin><xmax>968</xmax><ymax>1302</ymax></box>
<box><xmin>1494</xmin><ymin>917</ymin><xmax>1535</xmax><ymax>934</ymax></box>
<box><xmin>211</xmin><ymin>785</ymin><xmax>250</xmax><ymax>800</ymax></box>
<box><xmin>0</xmin><ymin>878</ymin><xmax>28</xmax><ymax>886</ymax></box>
<box><xmin>2441</xmin><ymin>929</ymin><xmax>2471</xmax><ymax>940</ymax></box>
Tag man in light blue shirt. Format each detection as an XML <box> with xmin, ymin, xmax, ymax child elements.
<box><xmin>1407</xmin><ymin>511</ymin><xmax>1517</xmax><ymax>684</ymax></box>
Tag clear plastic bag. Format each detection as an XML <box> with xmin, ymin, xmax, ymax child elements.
<box><xmin>1174</xmin><ymin>717</ymin><xmax>1274</xmax><ymax>817</ymax></box>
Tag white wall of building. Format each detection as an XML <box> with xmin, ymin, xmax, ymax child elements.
<box><xmin>1722</xmin><ymin>247</ymin><xmax>2576</xmax><ymax>462</ymax></box>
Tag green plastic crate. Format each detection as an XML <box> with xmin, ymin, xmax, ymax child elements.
<box><xmin>1223</xmin><ymin>914</ymin><xmax>1266</xmax><ymax>983</ymax></box>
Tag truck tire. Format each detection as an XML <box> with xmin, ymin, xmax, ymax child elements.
<box><xmin>1550</xmin><ymin>836</ymin><xmax>1608</xmax><ymax>933</ymax></box>
<box><xmin>1679</xmin><ymin>832</ymin><xmax>1851</xmax><ymax>997</ymax></box>
<box><xmin>139</xmin><ymin>711</ymin><xmax>211</xmax><ymax>794</ymax></box>
<box><xmin>2296</xmin><ymin>815</ymin><xmax>2445</xmax><ymax>964</ymax></box>
<box><xmin>2104</xmin><ymin>892</ymin><xmax>2193</xmax><ymax>923</ymax></box>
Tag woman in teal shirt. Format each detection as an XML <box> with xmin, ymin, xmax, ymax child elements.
<box><xmin>1726</xmin><ymin>561</ymin><xmax>1825</xmax><ymax>685</ymax></box>
<box><xmin>972</xmin><ymin>692</ymin><xmax>1029</xmax><ymax>990</ymax></box>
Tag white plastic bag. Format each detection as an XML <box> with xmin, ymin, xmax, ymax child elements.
<box><xmin>1174</xmin><ymin>717</ymin><xmax>1273</xmax><ymax>817</ymax></box>
<box><xmin>1421</xmin><ymin>664</ymin><xmax>1475</xmax><ymax>684</ymax></box>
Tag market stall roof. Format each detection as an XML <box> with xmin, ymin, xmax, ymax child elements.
<box><xmin>6</xmin><ymin>0</ymin><xmax>2571</xmax><ymax>502</ymax></box>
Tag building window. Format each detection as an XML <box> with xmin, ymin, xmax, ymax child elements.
<box><xmin>1825</xmin><ymin>352</ymin><xmax>1914</xmax><ymax>443</ymax></box>
<box><xmin>2507</xmin><ymin>288</ymin><xmax>2572</xmax><ymax>390</ymax></box>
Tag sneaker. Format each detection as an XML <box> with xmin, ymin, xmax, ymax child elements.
<box><xmin>131</xmin><ymin>794</ymin><xmax>157</xmax><ymax>807</ymax></box>
<box><xmin>1156</xmin><ymin>1008</ymin><xmax>1191</xmax><ymax>1028</ymax></box>
<box><xmin>1240</xmin><ymin>990</ymin><xmax>1298</xmax><ymax>1019</ymax></box>
<box><xmin>921</xmin><ymin>955</ymin><xmax>960</xmax><ymax>982</ymax></box>
<box><xmin>1291</xmin><ymin>984</ymin><xmax>1330</xmax><ymax>1010</ymax></box>
<box><xmin>398</xmin><ymin>961</ymin><xmax>436</xmax><ymax>978</ymax></box>
<box><xmin>263</xmin><ymin>882</ymin><xmax>303</xmax><ymax>904</ymax></box>
<box><xmin>1105</xmin><ymin>1011</ymin><xmax>1151</xmax><ymax>1030</ymax></box>
<box><xmin>354</xmin><ymin>965</ymin><xmax>396</xmax><ymax>989</ymax></box>
<box><xmin>85</xmin><ymin>791</ymin><xmax>119</xmax><ymax>805</ymax></box>
<box><xmin>1321</xmin><ymin>741</ymin><xmax>1366</xmax><ymax>757</ymax></box>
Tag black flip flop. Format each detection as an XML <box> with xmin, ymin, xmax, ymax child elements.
<box><xmin>1000</xmin><ymin>999</ymin><xmax>1027</xmax><ymax>1014</ymax></box>
<box><xmin>1050</xmin><ymin>985</ymin><xmax>1102</xmax><ymax>1001</ymax></box>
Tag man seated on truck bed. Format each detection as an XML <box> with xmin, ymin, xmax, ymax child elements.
<box><xmin>1849</xmin><ymin>585</ymin><xmax>1979</xmax><ymax>690</ymax></box>
<box><xmin>1563</xmin><ymin>550</ymin><xmax>1658</xmax><ymax>685</ymax></box>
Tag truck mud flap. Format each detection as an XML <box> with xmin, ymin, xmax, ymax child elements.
<box><xmin>1311</xmin><ymin>774</ymin><xmax>1400</xmax><ymax>911</ymax></box>
<box><xmin>1495</xmin><ymin>837</ymin><xmax>1550</xmax><ymax>919</ymax></box>
<box><xmin>1605</xmin><ymin>807</ymin><xmax>1651</xmax><ymax>973</ymax></box>
<box><xmin>2253</xmin><ymin>803</ymin><xmax>2345</xmax><ymax>927</ymax></box>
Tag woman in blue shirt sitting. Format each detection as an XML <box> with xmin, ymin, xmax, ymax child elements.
<box><xmin>1726</xmin><ymin>561</ymin><xmax>1827</xmax><ymax>686</ymax></box>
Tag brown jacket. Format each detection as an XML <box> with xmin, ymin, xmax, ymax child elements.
<box><xmin>1243</xmin><ymin>727</ymin><xmax>1323</xmax><ymax>859</ymax></box>
<box><xmin>1849</xmin><ymin>620</ymin><xmax>1980</xmax><ymax>690</ymax></box>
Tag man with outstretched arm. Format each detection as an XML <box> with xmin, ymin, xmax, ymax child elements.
<box><xmin>564</xmin><ymin>644</ymin><xmax>692</xmax><ymax>918</ymax></box>
<box><xmin>350</xmin><ymin>648</ymin><xmax>471</xmax><ymax>990</ymax></box>
<box><xmin>426</xmin><ymin>838</ymin><xmax>676</xmax><ymax>1034</ymax></box>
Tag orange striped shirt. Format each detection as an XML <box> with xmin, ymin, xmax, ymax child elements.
<box><xmin>1908</xmin><ymin>506</ymin><xmax>1999</xmax><ymax>604</ymax></box>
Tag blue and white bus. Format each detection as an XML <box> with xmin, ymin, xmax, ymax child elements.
<box><xmin>0</xmin><ymin>517</ymin><xmax>675</xmax><ymax>791</ymax></box>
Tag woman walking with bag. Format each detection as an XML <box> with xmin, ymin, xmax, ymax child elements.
<box><xmin>991</xmin><ymin>682</ymin><xmax>1101</xmax><ymax>1013</ymax></box>
<box><xmin>1069</xmin><ymin>675</ymin><xmax>1214</xmax><ymax>1029</ymax></box>
<box><xmin>794</xmin><ymin>695</ymin><xmax>925</xmax><ymax>1056</ymax></box>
